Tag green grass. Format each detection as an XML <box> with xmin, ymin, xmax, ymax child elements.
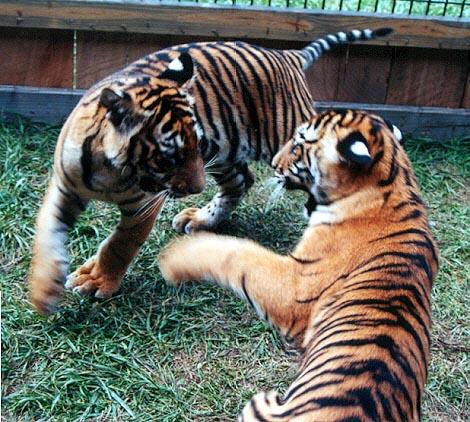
<box><xmin>1</xmin><ymin>119</ymin><xmax>469</xmax><ymax>421</ymax></box>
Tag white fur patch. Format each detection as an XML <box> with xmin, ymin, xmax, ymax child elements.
<box><xmin>168</xmin><ymin>57</ymin><xmax>183</xmax><ymax>71</ymax></box>
<box><xmin>296</xmin><ymin>122</ymin><xmax>316</xmax><ymax>143</ymax></box>
<box><xmin>337</xmin><ymin>32</ymin><xmax>347</xmax><ymax>41</ymax></box>
<box><xmin>350</xmin><ymin>141</ymin><xmax>370</xmax><ymax>157</ymax></box>
<box><xmin>303</xmin><ymin>206</ymin><xmax>311</xmax><ymax>220</ymax></box>
<box><xmin>392</xmin><ymin>125</ymin><xmax>403</xmax><ymax>141</ymax></box>
<box><xmin>319</xmin><ymin>39</ymin><xmax>330</xmax><ymax>50</ymax></box>
<box><xmin>309</xmin><ymin>205</ymin><xmax>337</xmax><ymax>227</ymax></box>
<box><xmin>364</xmin><ymin>29</ymin><xmax>373</xmax><ymax>38</ymax></box>
<box><xmin>323</xmin><ymin>139</ymin><xmax>339</xmax><ymax>162</ymax></box>
<box><xmin>352</xmin><ymin>29</ymin><xmax>362</xmax><ymax>38</ymax></box>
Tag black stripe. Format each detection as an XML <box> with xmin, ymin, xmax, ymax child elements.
<box><xmin>241</xmin><ymin>275</ymin><xmax>255</xmax><ymax>311</ymax></box>
<box><xmin>224</xmin><ymin>45</ymin><xmax>264</xmax><ymax>159</ymax></box>
<box><xmin>81</xmin><ymin>132</ymin><xmax>99</xmax><ymax>190</ymax></box>
<box><xmin>214</xmin><ymin>46</ymin><xmax>255</xmax><ymax>149</ymax></box>
<box><xmin>55</xmin><ymin>205</ymin><xmax>76</xmax><ymax>228</ymax></box>
<box><xmin>288</xmin><ymin>254</ymin><xmax>321</xmax><ymax>265</ymax></box>
<box><xmin>249</xmin><ymin>397</ymin><xmax>270</xmax><ymax>422</ymax></box>
<box><xmin>197</xmin><ymin>56</ymin><xmax>241</xmax><ymax>162</ymax></box>
<box><xmin>376</xmin><ymin>389</ymin><xmax>395</xmax><ymax>421</ymax></box>
<box><xmin>240</xmin><ymin>46</ymin><xmax>280</xmax><ymax>158</ymax></box>
<box><xmin>378</xmin><ymin>142</ymin><xmax>399</xmax><ymax>186</ymax></box>
<box><xmin>194</xmin><ymin>79</ymin><xmax>220</xmax><ymax>141</ymax></box>
<box><xmin>347</xmin><ymin>387</ymin><xmax>379</xmax><ymax>421</ymax></box>
<box><xmin>399</xmin><ymin>209</ymin><xmax>422</xmax><ymax>222</ymax></box>
<box><xmin>56</xmin><ymin>184</ymin><xmax>86</xmax><ymax>211</ymax></box>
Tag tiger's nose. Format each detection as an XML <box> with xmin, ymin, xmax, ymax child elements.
<box><xmin>172</xmin><ymin>179</ymin><xmax>204</xmax><ymax>195</ymax></box>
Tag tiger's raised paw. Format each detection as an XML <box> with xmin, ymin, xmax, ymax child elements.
<box><xmin>172</xmin><ymin>207</ymin><xmax>216</xmax><ymax>234</ymax></box>
<box><xmin>158</xmin><ymin>234</ymin><xmax>211</xmax><ymax>285</ymax></box>
<box><xmin>65</xmin><ymin>257</ymin><xmax>121</xmax><ymax>299</ymax></box>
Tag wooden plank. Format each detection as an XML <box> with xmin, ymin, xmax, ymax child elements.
<box><xmin>0</xmin><ymin>85</ymin><xmax>82</xmax><ymax>124</ymax></box>
<box><xmin>0</xmin><ymin>1</ymin><xmax>469</xmax><ymax>50</ymax></box>
<box><xmin>336</xmin><ymin>45</ymin><xmax>393</xmax><ymax>104</ymax></box>
<box><xmin>1</xmin><ymin>86</ymin><xmax>468</xmax><ymax>139</ymax></box>
<box><xmin>76</xmin><ymin>32</ymin><xmax>206</xmax><ymax>88</ymax></box>
<box><xmin>386</xmin><ymin>48</ymin><xmax>469</xmax><ymax>108</ymax></box>
<box><xmin>0</xmin><ymin>27</ymin><xmax>73</xmax><ymax>88</ymax></box>
<box><xmin>461</xmin><ymin>71</ymin><xmax>470</xmax><ymax>109</ymax></box>
<box><xmin>306</xmin><ymin>48</ymin><xmax>344</xmax><ymax>102</ymax></box>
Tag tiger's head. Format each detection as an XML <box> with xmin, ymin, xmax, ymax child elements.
<box><xmin>98</xmin><ymin>52</ymin><xmax>204</xmax><ymax>198</ymax></box>
<box><xmin>272</xmin><ymin>110</ymin><xmax>403</xmax><ymax>216</ymax></box>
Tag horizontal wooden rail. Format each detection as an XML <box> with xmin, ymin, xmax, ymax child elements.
<box><xmin>1</xmin><ymin>85</ymin><xmax>469</xmax><ymax>139</ymax></box>
<box><xmin>0</xmin><ymin>1</ymin><xmax>469</xmax><ymax>50</ymax></box>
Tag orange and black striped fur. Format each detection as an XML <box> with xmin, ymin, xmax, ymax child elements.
<box><xmin>167</xmin><ymin>28</ymin><xmax>393</xmax><ymax>233</ymax></box>
<box><xmin>30</xmin><ymin>54</ymin><xmax>205</xmax><ymax>314</ymax></box>
<box><xmin>30</xmin><ymin>28</ymin><xmax>392</xmax><ymax>315</ymax></box>
<box><xmin>159</xmin><ymin>110</ymin><xmax>438</xmax><ymax>421</ymax></box>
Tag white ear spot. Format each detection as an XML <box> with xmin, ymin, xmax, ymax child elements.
<box><xmin>168</xmin><ymin>57</ymin><xmax>184</xmax><ymax>72</ymax></box>
<box><xmin>350</xmin><ymin>141</ymin><xmax>370</xmax><ymax>157</ymax></box>
<box><xmin>392</xmin><ymin>125</ymin><xmax>403</xmax><ymax>141</ymax></box>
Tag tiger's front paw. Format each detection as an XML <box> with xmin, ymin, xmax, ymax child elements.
<box><xmin>172</xmin><ymin>207</ymin><xmax>216</xmax><ymax>234</ymax></box>
<box><xmin>65</xmin><ymin>256</ymin><xmax>121</xmax><ymax>299</ymax></box>
<box><xmin>158</xmin><ymin>237</ymin><xmax>197</xmax><ymax>286</ymax></box>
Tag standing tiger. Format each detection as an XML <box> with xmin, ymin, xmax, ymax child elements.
<box><xmin>29</xmin><ymin>28</ymin><xmax>393</xmax><ymax>314</ymax></box>
<box><xmin>159</xmin><ymin>110</ymin><xmax>438</xmax><ymax>421</ymax></box>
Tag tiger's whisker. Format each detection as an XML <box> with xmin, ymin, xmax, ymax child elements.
<box><xmin>264</xmin><ymin>177</ymin><xmax>286</xmax><ymax>212</ymax></box>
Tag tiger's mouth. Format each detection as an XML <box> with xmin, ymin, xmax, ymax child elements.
<box><xmin>274</xmin><ymin>172</ymin><xmax>317</xmax><ymax>216</ymax></box>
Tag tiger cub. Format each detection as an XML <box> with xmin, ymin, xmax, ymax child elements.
<box><xmin>29</xmin><ymin>53</ymin><xmax>205</xmax><ymax>315</ymax></box>
<box><xmin>159</xmin><ymin>110</ymin><xmax>438</xmax><ymax>421</ymax></box>
<box><xmin>30</xmin><ymin>29</ymin><xmax>393</xmax><ymax>315</ymax></box>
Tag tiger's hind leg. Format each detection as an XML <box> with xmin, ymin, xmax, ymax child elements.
<box><xmin>29</xmin><ymin>177</ymin><xmax>87</xmax><ymax>315</ymax></box>
<box><xmin>65</xmin><ymin>195</ymin><xmax>165</xmax><ymax>298</ymax></box>
<box><xmin>172</xmin><ymin>162</ymin><xmax>254</xmax><ymax>234</ymax></box>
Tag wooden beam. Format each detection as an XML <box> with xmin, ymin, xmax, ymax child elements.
<box><xmin>1</xmin><ymin>86</ymin><xmax>468</xmax><ymax>139</ymax></box>
<box><xmin>0</xmin><ymin>1</ymin><xmax>469</xmax><ymax>50</ymax></box>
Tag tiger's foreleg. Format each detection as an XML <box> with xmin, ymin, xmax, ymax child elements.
<box><xmin>29</xmin><ymin>177</ymin><xmax>87</xmax><ymax>315</ymax></box>
<box><xmin>159</xmin><ymin>233</ymin><xmax>311</xmax><ymax>421</ymax></box>
<box><xmin>172</xmin><ymin>162</ymin><xmax>254</xmax><ymax>233</ymax></box>
<box><xmin>159</xmin><ymin>232</ymin><xmax>306</xmax><ymax>331</ymax></box>
<box><xmin>65</xmin><ymin>196</ymin><xmax>165</xmax><ymax>298</ymax></box>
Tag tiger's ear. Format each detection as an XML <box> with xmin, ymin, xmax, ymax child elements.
<box><xmin>160</xmin><ymin>53</ymin><xmax>194</xmax><ymax>86</ymax></box>
<box><xmin>337</xmin><ymin>131</ymin><xmax>373</xmax><ymax>167</ymax></box>
<box><xmin>384</xmin><ymin>119</ymin><xmax>403</xmax><ymax>143</ymax></box>
<box><xmin>99</xmin><ymin>88</ymin><xmax>138</xmax><ymax>130</ymax></box>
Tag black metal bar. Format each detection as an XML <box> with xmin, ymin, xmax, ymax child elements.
<box><xmin>459</xmin><ymin>0</ymin><xmax>466</xmax><ymax>17</ymax></box>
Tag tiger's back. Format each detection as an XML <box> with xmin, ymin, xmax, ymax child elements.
<box><xmin>124</xmin><ymin>41</ymin><xmax>314</xmax><ymax>165</ymax></box>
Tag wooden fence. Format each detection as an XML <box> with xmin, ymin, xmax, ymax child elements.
<box><xmin>0</xmin><ymin>0</ymin><xmax>469</xmax><ymax>138</ymax></box>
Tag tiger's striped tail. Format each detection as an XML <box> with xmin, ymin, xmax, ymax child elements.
<box><xmin>300</xmin><ymin>27</ymin><xmax>393</xmax><ymax>69</ymax></box>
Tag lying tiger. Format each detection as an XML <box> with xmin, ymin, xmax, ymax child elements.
<box><xmin>30</xmin><ymin>28</ymin><xmax>393</xmax><ymax>314</ymax></box>
<box><xmin>159</xmin><ymin>110</ymin><xmax>438</xmax><ymax>421</ymax></box>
